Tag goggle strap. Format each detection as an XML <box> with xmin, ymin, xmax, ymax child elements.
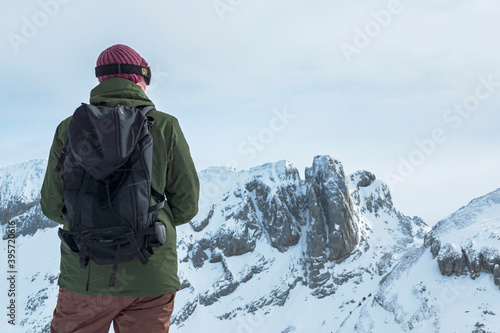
<box><xmin>95</xmin><ymin>63</ymin><xmax>151</xmax><ymax>85</ymax></box>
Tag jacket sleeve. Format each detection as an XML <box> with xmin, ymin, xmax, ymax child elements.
<box><xmin>40</xmin><ymin>122</ymin><xmax>67</xmax><ymax>224</ymax></box>
<box><xmin>165</xmin><ymin>118</ymin><xmax>200</xmax><ymax>226</ymax></box>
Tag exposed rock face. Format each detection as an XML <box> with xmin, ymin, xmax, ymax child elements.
<box><xmin>305</xmin><ymin>156</ymin><xmax>359</xmax><ymax>262</ymax></box>
<box><xmin>424</xmin><ymin>188</ymin><xmax>500</xmax><ymax>286</ymax></box>
<box><xmin>494</xmin><ymin>264</ymin><xmax>500</xmax><ymax>286</ymax></box>
<box><xmin>190</xmin><ymin>243</ymin><xmax>208</xmax><ymax>268</ymax></box>
<box><xmin>177</xmin><ymin>157</ymin><xmax>427</xmax><ymax>305</ymax></box>
<box><xmin>190</xmin><ymin>206</ymin><xmax>214</xmax><ymax>232</ymax></box>
<box><xmin>189</xmin><ymin>161</ymin><xmax>306</xmax><ymax>258</ymax></box>
<box><xmin>427</xmin><ymin>238</ymin><xmax>500</xmax><ymax>281</ymax></box>
<box><xmin>185</xmin><ymin>156</ymin><xmax>361</xmax><ymax>291</ymax></box>
<box><xmin>350</xmin><ymin>170</ymin><xmax>393</xmax><ymax>215</ymax></box>
<box><xmin>197</xmin><ymin>257</ymin><xmax>240</xmax><ymax>306</ymax></box>
<box><xmin>214</xmin><ymin>222</ymin><xmax>259</xmax><ymax>257</ymax></box>
<box><xmin>3</xmin><ymin>156</ymin><xmax>433</xmax><ymax>332</ymax></box>
<box><xmin>245</xmin><ymin>168</ymin><xmax>303</xmax><ymax>252</ymax></box>
<box><xmin>340</xmin><ymin>189</ymin><xmax>500</xmax><ymax>333</ymax></box>
<box><xmin>171</xmin><ymin>301</ymin><xmax>197</xmax><ymax>327</ymax></box>
<box><xmin>351</xmin><ymin>170</ymin><xmax>376</xmax><ymax>188</ymax></box>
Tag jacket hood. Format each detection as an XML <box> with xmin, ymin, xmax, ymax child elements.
<box><xmin>89</xmin><ymin>78</ymin><xmax>155</xmax><ymax>109</ymax></box>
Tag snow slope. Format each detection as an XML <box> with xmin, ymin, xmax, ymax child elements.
<box><xmin>340</xmin><ymin>188</ymin><xmax>500</xmax><ymax>333</ymax></box>
<box><xmin>0</xmin><ymin>159</ymin><xmax>56</xmax><ymax>238</ymax></box>
<box><xmin>1</xmin><ymin>158</ymin><xmax>498</xmax><ymax>333</ymax></box>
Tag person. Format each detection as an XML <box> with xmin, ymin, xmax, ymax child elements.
<box><xmin>40</xmin><ymin>44</ymin><xmax>199</xmax><ymax>333</ymax></box>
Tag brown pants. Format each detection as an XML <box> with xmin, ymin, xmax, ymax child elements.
<box><xmin>51</xmin><ymin>287</ymin><xmax>176</xmax><ymax>333</ymax></box>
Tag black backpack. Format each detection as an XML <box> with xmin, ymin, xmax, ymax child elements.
<box><xmin>56</xmin><ymin>103</ymin><xmax>166</xmax><ymax>290</ymax></box>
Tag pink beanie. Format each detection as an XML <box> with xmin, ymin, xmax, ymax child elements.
<box><xmin>96</xmin><ymin>44</ymin><xmax>148</xmax><ymax>83</ymax></box>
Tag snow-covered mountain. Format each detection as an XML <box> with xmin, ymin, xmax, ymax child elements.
<box><xmin>339</xmin><ymin>188</ymin><xmax>500</xmax><ymax>333</ymax></box>
<box><xmin>0</xmin><ymin>159</ymin><xmax>57</xmax><ymax>238</ymax></box>
<box><xmin>0</xmin><ymin>156</ymin><xmax>498</xmax><ymax>333</ymax></box>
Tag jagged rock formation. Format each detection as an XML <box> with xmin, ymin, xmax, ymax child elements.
<box><xmin>340</xmin><ymin>188</ymin><xmax>500</xmax><ymax>333</ymax></box>
<box><xmin>183</xmin><ymin>156</ymin><xmax>362</xmax><ymax>295</ymax></box>
<box><xmin>305</xmin><ymin>156</ymin><xmax>359</xmax><ymax>262</ymax></box>
<box><xmin>8</xmin><ymin>156</ymin><xmax>499</xmax><ymax>333</ymax></box>
<box><xmin>170</xmin><ymin>155</ymin><xmax>428</xmax><ymax>329</ymax></box>
<box><xmin>495</xmin><ymin>264</ymin><xmax>500</xmax><ymax>286</ymax></box>
<box><xmin>424</xmin><ymin>188</ymin><xmax>500</xmax><ymax>286</ymax></box>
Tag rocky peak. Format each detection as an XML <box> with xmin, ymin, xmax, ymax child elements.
<box><xmin>183</xmin><ymin>155</ymin><xmax>362</xmax><ymax>294</ymax></box>
<box><xmin>0</xmin><ymin>159</ymin><xmax>47</xmax><ymax>209</ymax></box>
<box><xmin>304</xmin><ymin>155</ymin><xmax>359</xmax><ymax>262</ymax></box>
<box><xmin>2</xmin><ymin>156</ymin><xmax>452</xmax><ymax>332</ymax></box>
<box><xmin>424</xmin><ymin>188</ymin><xmax>500</xmax><ymax>287</ymax></box>
<box><xmin>305</xmin><ymin>155</ymin><xmax>346</xmax><ymax>182</ymax></box>
<box><xmin>248</xmin><ymin>160</ymin><xmax>300</xmax><ymax>183</ymax></box>
<box><xmin>349</xmin><ymin>170</ymin><xmax>376</xmax><ymax>189</ymax></box>
<box><xmin>0</xmin><ymin>159</ymin><xmax>56</xmax><ymax>237</ymax></box>
<box><xmin>349</xmin><ymin>171</ymin><xmax>393</xmax><ymax>211</ymax></box>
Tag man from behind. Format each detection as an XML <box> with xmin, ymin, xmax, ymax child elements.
<box><xmin>41</xmin><ymin>44</ymin><xmax>199</xmax><ymax>333</ymax></box>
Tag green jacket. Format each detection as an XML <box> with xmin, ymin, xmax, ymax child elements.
<box><xmin>40</xmin><ymin>78</ymin><xmax>199</xmax><ymax>296</ymax></box>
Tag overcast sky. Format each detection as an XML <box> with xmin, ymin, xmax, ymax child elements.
<box><xmin>1</xmin><ymin>0</ymin><xmax>500</xmax><ymax>225</ymax></box>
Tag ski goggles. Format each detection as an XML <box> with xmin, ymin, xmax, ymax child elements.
<box><xmin>95</xmin><ymin>63</ymin><xmax>152</xmax><ymax>85</ymax></box>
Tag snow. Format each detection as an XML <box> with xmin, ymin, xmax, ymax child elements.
<box><xmin>0</xmin><ymin>228</ymin><xmax>60</xmax><ymax>333</ymax></box>
<box><xmin>0</xmin><ymin>159</ymin><xmax>47</xmax><ymax>211</ymax></box>
<box><xmin>438</xmin><ymin>211</ymin><xmax>500</xmax><ymax>254</ymax></box>
<box><xmin>339</xmin><ymin>187</ymin><xmax>500</xmax><ymax>333</ymax></box>
<box><xmin>1</xmin><ymin>158</ymin><xmax>498</xmax><ymax>333</ymax></box>
<box><xmin>340</xmin><ymin>247</ymin><xmax>500</xmax><ymax>332</ymax></box>
<box><xmin>169</xmin><ymin>160</ymin><xmax>431</xmax><ymax>332</ymax></box>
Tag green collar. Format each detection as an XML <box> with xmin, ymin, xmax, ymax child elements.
<box><xmin>89</xmin><ymin>78</ymin><xmax>155</xmax><ymax>108</ymax></box>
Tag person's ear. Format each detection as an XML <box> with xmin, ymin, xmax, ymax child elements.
<box><xmin>136</xmin><ymin>78</ymin><xmax>147</xmax><ymax>91</ymax></box>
